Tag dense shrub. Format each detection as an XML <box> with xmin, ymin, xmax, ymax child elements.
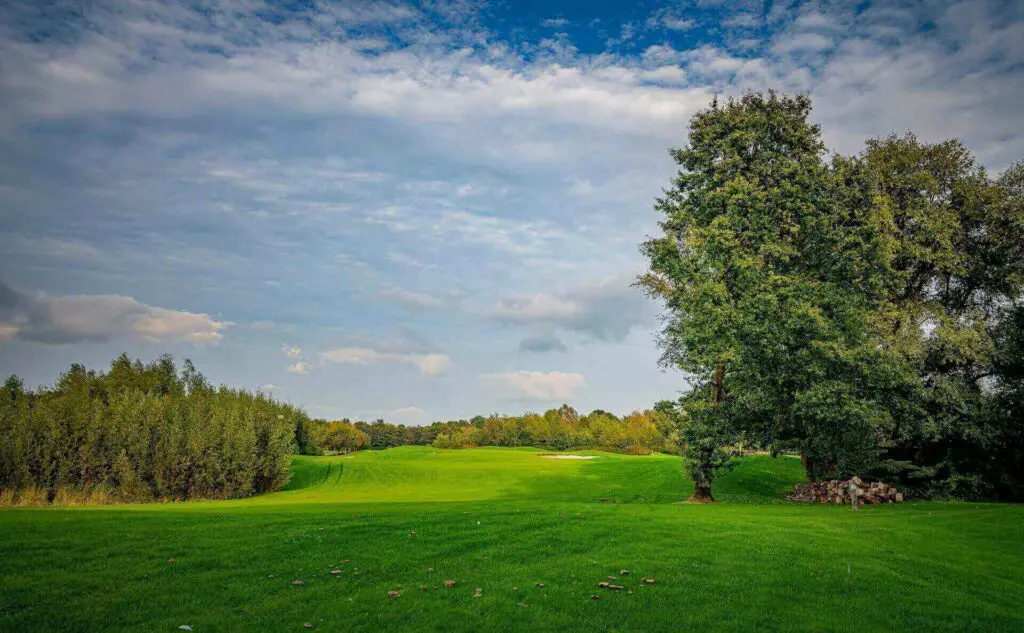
<box><xmin>0</xmin><ymin>354</ymin><xmax>306</xmax><ymax>504</ymax></box>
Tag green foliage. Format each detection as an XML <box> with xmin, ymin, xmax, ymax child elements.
<box><xmin>335</xmin><ymin>406</ymin><xmax>671</xmax><ymax>455</ymax></box>
<box><xmin>640</xmin><ymin>92</ymin><xmax>1024</xmax><ymax>499</ymax></box>
<box><xmin>312</xmin><ymin>419</ymin><xmax>369</xmax><ymax>453</ymax></box>
<box><xmin>0</xmin><ymin>355</ymin><xmax>306</xmax><ymax>503</ymax></box>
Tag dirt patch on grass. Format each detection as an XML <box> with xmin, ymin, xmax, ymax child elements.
<box><xmin>537</xmin><ymin>454</ymin><xmax>598</xmax><ymax>460</ymax></box>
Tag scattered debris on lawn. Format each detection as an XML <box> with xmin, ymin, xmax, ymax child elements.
<box><xmin>641</xmin><ymin>578</ymin><xmax>656</xmax><ymax>584</ymax></box>
<box><xmin>419</xmin><ymin>585</ymin><xmax>428</xmax><ymax>590</ymax></box>
<box><xmin>619</xmin><ymin>569</ymin><xmax>629</xmax><ymax>575</ymax></box>
<box><xmin>292</xmin><ymin>580</ymin><xmax>304</xmax><ymax>586</ymax></box>
<box><xmin>599</xmin><ymin>498</ymin><xmax>615</xmax><ymax>504</ymax></box>
<box><xmin>178</xmin><ymin>627</ymin><xmax>192</xmax><ymax>631</ymax></box>
<box><xmin>474</xmin><ymin>587</ymin><xmax>483</xmax><ymax>598</ymax></box>
<box><xmin>330</xmin><ymin>570</ymin><xmax>342</xmax><ymax>575</ymax></box>
<box><xmin>788</xmin><ymin>477</ymin><xmax>904</xmax><ymax>504</ymax></box>
<box><xmin>590</xmin><ymin>595</ymin><xmax>600</xmax><ymax>600</ymax></box>
<box><xmin>303</xmin><ymin>623</ymin><xmax>313</xmax><ymax>629</ymax></box>
<box><xmin>598</xmin><ymin>582</ymin><xmax>609</xmax><ymax>588</ymax></box>
<box><xmin>443</xmin><ymin>580</ymin><xmax>456</xmax><ymax>588</ymax></box>
<box><xmin>408</xmin><ymin>531</ymin><xmax>416</xmax><ymax>537</ymax></box>
<box><xmin>535</xmin><ymin>583</ymin><xmax>544</xmax><ymax>588</ymax></box>
<box><xmin>387</xmin><ymin>591</ymin><xmax>400</xmax><ymax>599</ymax></box>
<box><xmin>167</xmin><ymin>559</ymin><xmax>174</xmax><ymax>565</ymax></box>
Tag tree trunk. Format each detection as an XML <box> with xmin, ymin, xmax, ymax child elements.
<box><xmin>689</xmin><ymin>359</ymin><xmax>726</xmax><ymax>504</ymax></box>
<box><xmin>710</xmin><ymin>360</ymin><xmax>725</xmax><ymax>405</ymax></box>
<box><xmin>689</xmin><ymin>484</ymin><xmax>715</xmax><ymax>503</ymax></box>
<box><xmin>800</xmin><ymin>452</ymin><xmax>837</xmax><ymax>481</ymax></box>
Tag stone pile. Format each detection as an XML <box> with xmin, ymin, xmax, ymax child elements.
<box><xmin>788</xmin><ymin>476</ymin><xmax>903</xmax><ymax>504</ymax></box>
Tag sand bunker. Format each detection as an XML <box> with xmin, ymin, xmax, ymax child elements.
<box><xmin>538</xmin><ymin>454</ymin><xmax>598</xmax><ymax>460</ymax></box>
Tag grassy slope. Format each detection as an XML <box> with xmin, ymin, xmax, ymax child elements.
<box><xmin>0</xmin><ymin>447</ymin><xmax>1021</xmax><ymax>632</ymax></box>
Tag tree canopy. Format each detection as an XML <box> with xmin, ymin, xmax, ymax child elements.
<box><xmin>641</xmin><ymin>91</ymin><xmax>1024</xmax><ymax>501</ymax></box>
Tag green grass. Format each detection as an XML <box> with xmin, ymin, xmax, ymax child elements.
<box><xmin>1</xmin><ymin>447</ymin><xmax>1022</xmax><ymax>632</ymax></box>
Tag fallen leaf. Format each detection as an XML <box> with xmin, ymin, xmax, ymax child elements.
<box><xmin>590</xmin><ymin>595</ymin><xmax>600</xmax><ymax>601</ymax></box>
<box><xmin>641</xmin><ymin>578</ymin><xmax>656</xmax><ymax>584</ymax></box>
<box><xmin>619</xmin><ymin>570</ymin><xmax>629</xmax><ymax>575</ymax></box>
<box><xmin>443</xmin><ymin>580</ymin><xmax>456</xmax><ymax>588</ymax></box>
<box><xmin>387</xmin><ymin>591</ymin><xmax>400</xmax><ymax>599</ymax></box>
<box><xmin>178</xmin><ymin>626</ymin><xmax>192</xmax><ymax>631</ymax></box>
<box><xmin>292</xmin><ymin>580</ymin><xmax>304</xmax><ymax>586</ymax></box>
<box><xmin>598</xmin><ymin>582</ymin><xmax>610</xmax><ymax>588</ymax></box>
<box><xmin>330</xmin><ymin>570</ymin><xmax>341</xmax><ymax>575</ymax></box>
<box><xmin>419</xmin><ymin>585</ymin><xmax>428</xmax><ymax>590</ymax></box>
<box><xmin>304</xmin><ymin>623</ymin><xmax>313</xmax><ymax>629</ymax></box>
<box><xmin>167</xmin><ymin>559</ymin><xmax>174</xmax><ymax>565</ymax></box>
<box><xmin>535</xmin><ymin>583</ymin><xmax>544</xmax><ymax>588</ymax></box>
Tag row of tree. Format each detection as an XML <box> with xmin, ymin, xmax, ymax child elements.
<box><xmin>0</xmin><ymin>354</ymin><xmax>306</xmax><ymax>504</ymax></box>
<box><xmin>640</xmin><ymin>91</ymin><xmax>1024</xmax><ymax>501</ymax></box>
<box><xmin>303</xmin><ymin>405</ymin><xmax>675</xmax><ymax>455</ymax></box>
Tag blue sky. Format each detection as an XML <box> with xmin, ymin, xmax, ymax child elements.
<box><xmin>1</xmin><ymin>0</ymin><xmax>1021</xmax><ymax>423</ymax></box>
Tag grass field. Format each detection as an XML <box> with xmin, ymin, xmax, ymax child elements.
<box><xmin>1</xmin><ymin>447</ymin><xmax>1022</xmax><ymax>632</ymax></box>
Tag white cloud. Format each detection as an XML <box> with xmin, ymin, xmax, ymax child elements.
<box><xmin>771</xmin><ymin>33</ymin><xmax>834</xmax><ymax>55</ymax></box>
<box><xmin>646</xmin><ymin>8</ymin><xmax>695</xmax><ymax>32</ymax></box>
<box><xmin>479</xmin><ymin>370</ymin><xmax>585</xmax><ymax>400</ymax></box>
<box><xmin>282</xmin><ymin>344</ymin><xmax>303</xmax><ymax>358</ymax></box>
<box><xmin>319</xmin><ymin>347</ymin><xmax>453</xmax><ymax>375</ymax></box>
<box><xmin>486</xmin><ymin>274</ymin><xmax>652</xmax><ymax>342</ymax></box>
<box><xmin>260</xmin><ymin>383</ymin><xmax>276</xmax><ymax>390</ymax></box>
<box><xmin>287</xmin><ymin>361</ymin><xmax>311</xmax><ymax>375</ymax></box>
<box><xmin>388</xmin><ymin>252</ymin><xmax>435</xmax><ymax>268</ymax></box>
<box><xmin>542</xmin><ymin>18</ymin><xmax>569</xmax><ymax>28</ymax></box>
<box><xmin>0</xmin><ymin>280</ymin><xmax>230</xmax><ymax>345</ymax></box>
<box><xmin>380</xmin><ymin>288</ymin><xmax>443</xmax><ymax>309</ymax></box>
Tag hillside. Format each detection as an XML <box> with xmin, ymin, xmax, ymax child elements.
<box><xmin>1</xmin><ymin>449</ymin><xmax>1022</xmax><ymax>632</ymax></box>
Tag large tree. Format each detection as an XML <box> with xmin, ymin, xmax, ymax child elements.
<box><xmin>863</xmin><ymin>138</ymin><xmax>1024</xmax><ymax>497</ymax></box>
<box><xmin>640</xmin><ymin>92</ymin><xmax>904</xmax><ymax>497</ymax></box>
<box><xmin>642</xmin><ymin>92</ymin><xmax>1024</xmax><ymax>500</ymax></box>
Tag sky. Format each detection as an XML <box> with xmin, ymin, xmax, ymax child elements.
<box><xmin>0</xmin><ymin>0</ymin><xmax>1022</xmax><ymax>423</ymax></box>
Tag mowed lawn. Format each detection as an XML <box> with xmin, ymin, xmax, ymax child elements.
<box><xmin>1</xmin><ymin>448</ymin><xmax>1022</xmax><ymax>632</ymax></box>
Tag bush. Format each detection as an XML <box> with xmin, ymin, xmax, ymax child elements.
<box><xmin>0</xmin><ymin>354</ymin><xmax>306</xmax><ymax>504</ymax></box>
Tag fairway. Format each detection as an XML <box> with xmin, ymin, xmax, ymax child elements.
<box><xmin>1</xmin><ymin>448</ymin><xmax>1022</xmax><ymax>632</ymax></box>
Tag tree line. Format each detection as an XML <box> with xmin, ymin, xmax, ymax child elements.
<box><xmin>640</xmin><ymin>91</ymin><xmax>1024</xmax><ymax>502</ymax></box>
<box><xmin>303</xmin><ymin>404</ymin><xmax>675</xmax><ymax>456</ymax></box>
<box><xmin>0</xmin><ymin>354</ymin><xmax>306</xmax><ymax>505</ymax></box>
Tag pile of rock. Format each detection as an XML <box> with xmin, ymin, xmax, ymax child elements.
<box><xmin>788</xmin><ymin>477</ymin><xmax>903</xmax><ymax>504</ymax></box>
